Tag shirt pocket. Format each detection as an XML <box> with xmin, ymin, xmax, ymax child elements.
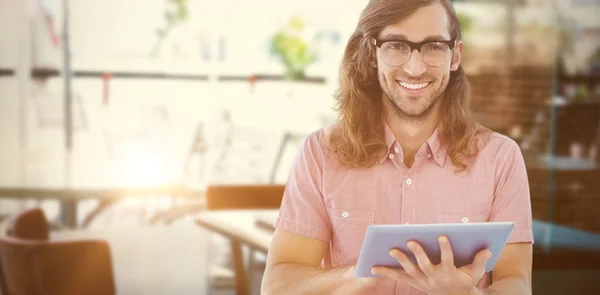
<box><xmin>436</xmin><ymin>214</ymin><xmax>488</xmax><ymax>224</ymax></box>
<box><xmin>328</xmin><ymin>208</ymin><xmax>374</xmax><ymax>266</ymax></box>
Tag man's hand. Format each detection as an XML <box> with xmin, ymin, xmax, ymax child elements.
<box><xmin>371</xmin><ymin>235</ymin><xmax>492</xmax><ymax>295</ymax></box>
<box><xmin>332</xmin><ymin>265</ymin><xmax>383</xmax><ymax>295</ymax></box>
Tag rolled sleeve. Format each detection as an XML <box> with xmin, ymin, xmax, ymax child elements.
<box><xmin>276</xmin><ymin>130</ymin><xmax>331</xmax><ymax>242</ymax></box>
<box><xmin>489</xmin><ymin>139</ymin><xmax>534</xmax><ymax>244</ymax></box>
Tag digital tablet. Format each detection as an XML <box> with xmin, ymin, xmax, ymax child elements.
<box><xmin>355</xmin><ymin>222</ymin><xmax>514</xmax><ymax>277</ymax></box>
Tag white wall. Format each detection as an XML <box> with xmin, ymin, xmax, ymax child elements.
<box><xmin>0</xmin><ymin>0</ymin><xmax>358</xmax><ymax>194</ymax></box>
<box><xmin>0</xmin><ymin>0</ymin><xmax>19</xmax><ymax>68</ymax></box>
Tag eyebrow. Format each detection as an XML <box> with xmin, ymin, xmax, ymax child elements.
<box><xmin>379</xmin><ymin>33</ymin><xmax>449</xmax><ymax>42</ymax></box>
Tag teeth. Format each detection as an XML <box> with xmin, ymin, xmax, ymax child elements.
<box><xmin>399</xmin><ymin>82</ymin><xmax>429</xmax><ymax>90</ymax></box>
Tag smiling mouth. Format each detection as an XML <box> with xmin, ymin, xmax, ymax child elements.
<box><xmin>397</xmin><ymin>81</ymin><xmax>431</xmax><ymax>90</ymax></box>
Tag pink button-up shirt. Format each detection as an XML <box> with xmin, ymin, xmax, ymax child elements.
<box><xmin>275</xmin><ymin>124</ymin><xmax>534</xmax><ymax>295</ymax></box>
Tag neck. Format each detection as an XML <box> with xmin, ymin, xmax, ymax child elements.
<box><xmin>384</xmin><ymin>102</ymin><xmax>441</xmax><ymax>164</ymax></box>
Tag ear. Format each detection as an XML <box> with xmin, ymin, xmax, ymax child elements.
<box><xmin>451</xmin><ymin>40</ymin><xmax>463</xmax><ymax>71</ymax></box>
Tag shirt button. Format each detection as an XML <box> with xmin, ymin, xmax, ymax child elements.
<box><xmin>462</xmin><ymin>217</ymin><xmax>469</xmax><ymax>223</ymax></box>
<box><xmin>342</xmin><ymin>211</ymin><xmax>349</xmax><ymax>218</ymax></box>
<box><xmin>427</xmin><ymin>153</ymin><xmax>432</xmax><ymax>159</ymax></box>
<box><xmin>389</xmin><ymin>154</ymin><xmax>395</xmax><ymax>159</ymax></box>
<box><xmin>394</xmin><ymin>147</ymin><xmax>400</xmax><ymax>154</ymax></box>
<box><xmin>405</xmin><ymin>178</ymin><xmax>412</xmax><ymax>185</ymax></box>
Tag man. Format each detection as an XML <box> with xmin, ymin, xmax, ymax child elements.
<box><xmin>261</xmin><ymin>0</ymin><xmax>533</xmax><ymax>294</ymax></box>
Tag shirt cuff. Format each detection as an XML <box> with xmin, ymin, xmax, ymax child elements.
<box><xmin>275</xmin><ymin>217</ymin><xmax>330</xmax><ymax>242</ymax></box>
<box><xmin>507</xmin><ymin>229</ymin><xmax>534</xmax><ymax>244</ymax></box>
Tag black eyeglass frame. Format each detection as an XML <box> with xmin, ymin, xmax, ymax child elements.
<box><xmin>372</xmin><ymin>38</ymin><xmax>456</xmax><ymax>52</ymax></box>
<box><xmin>371</xmin><ymin>37</ymin><xmax>457</xmax><ymax>66</ymax></box>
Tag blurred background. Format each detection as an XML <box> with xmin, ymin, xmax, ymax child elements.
<box><xmin>0</xmin><ymin>0</ymin><xmax>598</xmax><ymax>294</ymax></box>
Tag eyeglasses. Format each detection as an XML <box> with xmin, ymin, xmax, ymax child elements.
<box><xmin>372</xmin><ymin>38</ymin><xmax>456</xmax><ymax>67</ymax></box>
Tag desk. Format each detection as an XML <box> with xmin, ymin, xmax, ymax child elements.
<box><xmin>255</xmin><ymin>212</ymin><xmax>278</xmax><ymax>233</ymax></box>
<box><xmin>0</xmin><ymin>185</ymin><xmax>204</xmax><ymax>228</ymax></box>
<box><xmin>525</xmin><ymin>154</ymin><xmax>600</xmax><ymax>233</ymax></box>
<box><xmin>195</xmin><ymin>210</ymin><xmax>275</xmax><ymax>295</ymax></box>
<box><xmin>196</xmin><ymin>210</ymin><xmax>274</xmax><ymax>253</ymax></box>
<box><xmin>525</xmin><ymin>154</ymin><xmax>597</xmax><ymax>171</ymax></box>
<box><xmin>532</xmin><ymin>220</ymin><xmax>600</xmax><ymax>269</ymax></box>
<box><xmin>0</xmin><ymin>152</ymin><xmax>204</xmax><ymax>228</ymax></box>
<box><xmin>196</xmin><ymin>210</ymin><xmax>600</xmax><ymax>295</ymax></box>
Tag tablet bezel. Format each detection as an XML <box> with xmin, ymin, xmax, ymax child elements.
<box><xmin>354</xmin><ymin>222</ymin><xmax>515</xmax><ymax>277</ymax></box>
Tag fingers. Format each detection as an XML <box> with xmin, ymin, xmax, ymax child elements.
<box><xmin>438</xmin><ymin>235</ymin><xmax>455</xmax><ymax>272</ymax></box>
<box><xmin>335</xmin><ymin>269</ymin><xmax>380</xmax><ymax>295</ymax></box>
<box><xmin>406</xmin><ymin>241</ymin><xmax>435</xmax><ymax>277</ymax></box>
<box><xmin>371</xmin><ymin>266</ymin><xmax>413</xmax><ymax>282</ymax></box>
<box><xmin>341</xmin><ymin>265</ymin><xmax>383</xmax><ymax>294</ymax></box>
<box><xmin>390</xmin><ymin>248</ymin><xmax>429</xmax><ymax>281</ymax></box>
<box><xmin>470</xmin><ymin>249</ymin><xmax>492</xmax><ymax>277</ymax></box>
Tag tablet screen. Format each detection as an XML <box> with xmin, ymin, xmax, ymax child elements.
<box><xmin>355</xmin><ymin>222</ymin><xmax>514</xmax><ymax>277</ymax></box>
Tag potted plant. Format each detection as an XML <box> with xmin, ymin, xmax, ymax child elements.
<box><xmin>152</xmin><ymin>0</ymin><xmax>189</xmax><ymax>57</ymax></box>
<box><xmin>269</xmin><ymin>18</ymin><xmax>317</xmax><ymax>81</ymax></box>
<box><xmin>456</xmin><ymin>12</ymin><xmax>474</xmax><ymax>62</ymax></box>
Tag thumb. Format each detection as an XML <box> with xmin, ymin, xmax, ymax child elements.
<box><xmin>340</xmin><ymin>265</ymin><xmax>358</xmax><ymax>280</ymax></box>
<box><xmin>340</xmin><ymin>265</ymin><xmax>378</xmax><ymax>290</ymax></box>
<box><xmin>471</xmin><ymin>249</ymin><xmax>492</xmax><ymax>277</ymax></box>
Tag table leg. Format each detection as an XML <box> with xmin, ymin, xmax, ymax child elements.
<box><xmin>81</xmin><ymin>199</ymin><xmax>120</xmax><ymax>228</ymax></box>
<box><xmin>59</xmin><ymin>200</ymin><xmax>78</xmax><ymax>228</ymax></box>
<box><xmin>231</xmin><ymin>240</ymin><xmax>250</xmax><ymax>295</ymax></box>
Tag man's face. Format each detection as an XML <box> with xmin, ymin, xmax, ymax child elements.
<box><xmin>376</xmin><ymin>3</ymin><xmax>462</xmax><ymax>120</ymax></box>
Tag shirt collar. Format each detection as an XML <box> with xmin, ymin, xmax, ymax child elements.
<box><xmin>426</xmin><ymin>127</ymin><xmax>448</xmax><ymax>167</ymax></box>
<box><xmin>380</xmin><ymin>121</ymin><xmax>447</xmax><ymax>167</ymax></box>
<box><xmin>383</xmin><ymin>121</ymin><xmax>397</xmax><ymax>153</ymax></box>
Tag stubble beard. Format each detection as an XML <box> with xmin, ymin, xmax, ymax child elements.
<box><xmin>380</xmin><ymin>73</ymin><xmax>448</xmax><ymax>123</ymax></box>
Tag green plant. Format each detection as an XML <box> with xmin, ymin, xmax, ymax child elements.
<box><xmin>270</xmin><ymin>18</ymin><xmax>317</xmax><ymax>81</ymax></box>
<box><xmin>456</xmin><ymin>12</ymin><xmax>474</xmax><ymax>60</ymax></box>
<box><xmin>152</xmin><ymin>0</ymin><xmax>189</xmax><ymax>56</ymax></box>
<box><xmin>573</xmin><ymin>84</ymin><xmax>589</xmax><ymax>102</ymax></box>
<box><xmin>457</xmin><ymin>13</ymin><xmax>474</xmax><ymax>34</ymax></box>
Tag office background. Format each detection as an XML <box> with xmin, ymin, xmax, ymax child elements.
<box><xmin>0</xmin><ymin>0</ymin><xmax>599</xmax><ymax>294</ymax></box>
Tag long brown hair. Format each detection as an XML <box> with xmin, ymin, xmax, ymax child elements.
<box><xmin>328</xmin><ymin>0</ymin><xmax>488</xmax><ymax>171</ymax></box>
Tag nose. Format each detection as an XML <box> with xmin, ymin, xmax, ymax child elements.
<box><xmin>403</xmin><ymin>49</ymin><xmax>427</xmax><ymax>77</ymax></box>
